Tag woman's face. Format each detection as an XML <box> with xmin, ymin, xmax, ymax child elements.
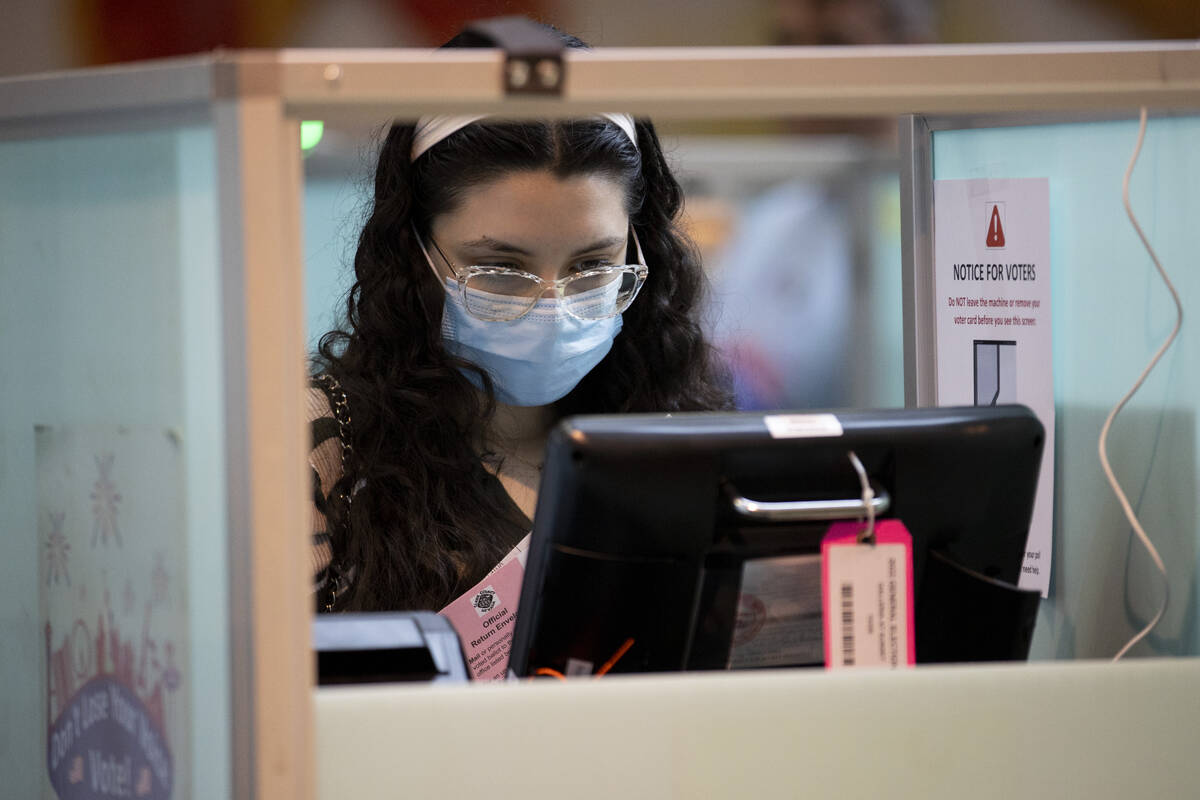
<box><xmin>428</xmin><ymin>170</ymin><xmax>631</xmax><ymax>283</ymax></box>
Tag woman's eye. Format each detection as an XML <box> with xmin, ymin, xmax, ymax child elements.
<box><xmin>575</xmin><ymin>259</ymin><xmax>614</xmax><ymax>272</ymax></box>
<box><xmin>479</xmin><ymin>261</ymin><xmax>521</xmax><ymax>270</ymax></box>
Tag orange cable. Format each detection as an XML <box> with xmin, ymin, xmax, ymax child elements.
<box><xmin>594</xmin><ymin>638</ymin><xmax>635</xmax><ymax>677</ymax></box>
<box><xmin>529</xmin><ymin>637</ymin><xmax>635</xmax><ymax>680</ymax></box>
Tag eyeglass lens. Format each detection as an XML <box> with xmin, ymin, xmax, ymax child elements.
<box><xmin>463</xmin><ymin>268</ymin><xmax>641</xmax><ymax>321</ymax></box>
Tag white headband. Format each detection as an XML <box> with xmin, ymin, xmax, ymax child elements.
<box><xmin>411</xmin><ymin>112</ymin><xmax>638</xmax><ymax>161</ymax></box>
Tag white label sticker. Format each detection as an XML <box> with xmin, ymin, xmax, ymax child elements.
<box><xmin>763</xmin><ymin>413</ymin><xmax>843</xmax><ymax>439</ymax></box>
<box><xmin>564</xmin><ymin>658</ymin><xmax>594</xmax><ymax>677</ymax></box>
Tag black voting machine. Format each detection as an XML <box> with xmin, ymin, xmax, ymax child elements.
<box><xmin>509</xmin><ymin>405</ymin><xmax>1044</xmax><ymax>676</ymax></box>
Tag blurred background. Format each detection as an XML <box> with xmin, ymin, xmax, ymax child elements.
<box><xmin>2</xmin><ymin>0</ymin><xmax>1196</xmax><ymax>78</ymax></box>
<box><xmin>5</xmin><ymin>0</ymin><xmax>1196</xmax><ymax>411</ymax></box>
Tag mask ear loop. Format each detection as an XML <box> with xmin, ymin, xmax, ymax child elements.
<box><xmin>848</xmin><ymin>451</ymin><xmax>876</xmax><ymax>546</ymax></box>
<box><xmin>630</xmin><ymin>225</ymin><xmax>647</xmax><ymax>267</ymax></box>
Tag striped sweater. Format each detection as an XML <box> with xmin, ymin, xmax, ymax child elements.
<box><xmin>307</xmin><ymin>387</ymin><xmax>342</xmax><ymax>604</ymax></box>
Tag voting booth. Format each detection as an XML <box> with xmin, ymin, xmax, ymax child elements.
<box><xmin>2</xmin><ymin>38</ymin><xmax>1200</xmax><ymax>799</ymax></box>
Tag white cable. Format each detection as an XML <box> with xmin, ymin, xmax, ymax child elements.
<box><xmin>847</xmin><ymin>451</ymin><xmax>875</xmax><ymax>545</ymax></box>
<box><xmin>1101</xmin><ymin>107</ymin><xmax>1179</xmax><ymax>662</ymax></box>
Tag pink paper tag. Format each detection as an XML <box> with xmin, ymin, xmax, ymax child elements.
<box><xmin>439</xmin><ymin>555</ymin><xmax>525</xmax><ymax>681</ymax></box>
<box><xmin>821</xmin><ymin>519</ymin><xmax>916</xmax><ymax>670</ymax></box>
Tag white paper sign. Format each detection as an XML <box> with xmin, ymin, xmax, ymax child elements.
<box><xmin>933</xmin><ymin>178</ymin><xmax>1054</xmax><ymax>596</ymax></box>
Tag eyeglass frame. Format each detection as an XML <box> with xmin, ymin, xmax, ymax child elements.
<box><xmin>413</xmin><ymin>224</ymin><xmax>650</xmax><ymax>322</ymax></box>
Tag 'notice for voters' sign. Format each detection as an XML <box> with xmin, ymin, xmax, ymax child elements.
<box><xmin>933</xmin><ymin>177</ymin><xmax>1054</xmax><ymax>597</ymax></box>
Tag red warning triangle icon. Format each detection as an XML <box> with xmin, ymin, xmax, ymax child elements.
<box><xmin>986</xmin><ymin>204</ymin><xmax>1006</xmax><ymax>248</ymax></box>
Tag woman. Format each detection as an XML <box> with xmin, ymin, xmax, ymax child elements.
<box><xmin>310</xmin><ymin>35</ymin><xmax>731</xmax><ymax>614</ymax></box>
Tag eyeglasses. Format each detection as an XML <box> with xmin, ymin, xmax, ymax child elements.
<box><xmin>415</xmin><ymin>228</ymin><xmax>649</xmax><ymax>322</ymax></box>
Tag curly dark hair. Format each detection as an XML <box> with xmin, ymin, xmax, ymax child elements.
<box><xmin>314</xmin><ymin>40</ymin><xmax>731</xmax><ymax>613</ymax></box>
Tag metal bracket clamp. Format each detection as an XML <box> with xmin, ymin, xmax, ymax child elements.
<box><xmin>462</xmin><ymin>16</ymin><xmax>567</xmax><ymax>96</ymax></box>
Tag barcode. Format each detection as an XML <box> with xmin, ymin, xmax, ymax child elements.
<box><xmin>840</xmin><ymin>582</ymin><xmax>855</xmax><ymax>666</ymax></box>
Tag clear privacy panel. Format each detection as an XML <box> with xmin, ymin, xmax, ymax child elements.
<box><xmin>932</xmin><ymin>114</ymin><xmax>1200</xmax><ymax>659</ymax></box>
<box><xmin>0</xmin><ymin>120</ymin><xmax>230</xmax><ymax>798</ymax></box>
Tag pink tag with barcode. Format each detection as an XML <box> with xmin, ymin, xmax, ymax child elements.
<box><xmin>821</xmin><ymin>519</ymin><xmax>916</xmax><ymax>670</ymax></box>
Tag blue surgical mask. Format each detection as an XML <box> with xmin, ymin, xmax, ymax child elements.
<box><xmin>441</xmin><ymin>279</ymin><xmax>623</xmax><ymax>406</ymax></box>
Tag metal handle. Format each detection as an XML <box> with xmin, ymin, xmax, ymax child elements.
<box><xmin>726</xmin><ymin>482</ymin><xmax>891</xmax><ymax>522</ymax></box>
